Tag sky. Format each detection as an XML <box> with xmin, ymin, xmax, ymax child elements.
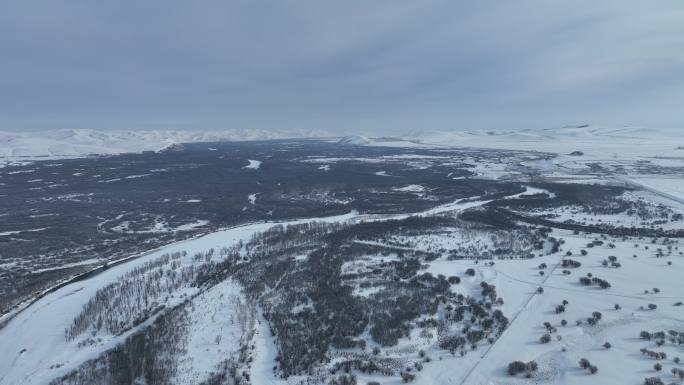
<box><xmin>1</xmin><ymin>1</ymin><xmax>683</xmax><ymax>134</ymax></box>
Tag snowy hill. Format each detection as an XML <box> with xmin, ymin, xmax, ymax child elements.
<box><xmin>0</xmin><ymin>128</ymin><xmax>328</xmax><ymax>162</ymax></box>
<box><xmin>338</xmin><ymin>135</ymin><xmax>372</xmax><ymax>145</ymax></box>
<box><xmin>401</xmin><ymin>125</ymin><xmax>682</xmax><ymax>159</ymax></box>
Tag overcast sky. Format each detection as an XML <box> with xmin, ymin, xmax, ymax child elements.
<box><xmin>1</xmin><ymin>1</ymin><xmax>683</xmax><ymax>133</ymax></box>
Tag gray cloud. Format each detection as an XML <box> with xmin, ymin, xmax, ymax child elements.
<box><xmin>1</xmin><ymin>1</ymin><xmax>683</xmax><ymax>133</ymax></box>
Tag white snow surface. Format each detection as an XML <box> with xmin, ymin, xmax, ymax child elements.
<box><xmin>453</xmin><ymin>230</ymin><xmax>684</xmax><ymax>385</ymax></box>
<box><xmin>624</xmin><ymin>177</ymin><xmax>684</xmax><ymax>204</ymax></box>
<box><xmin>392</xmin><ymin>184</ymin><xmax>426</xmax><ymax>193</ymax></box>
<box><xmin>171</xmin><ymin>279</ymin><xmax>249</xmax><ymax>385</ymax></box>
<box><xmin>346</xmin><ymin>227</ymin><xmax>684</xmax><ymax>385</ymax></box>
<box><xmin>243</xmin><ymin>159</ymin><xmax>262</xmax><ymax>169</ymax></box>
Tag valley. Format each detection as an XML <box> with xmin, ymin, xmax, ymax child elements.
<box><xmin>1</xmin><ymin>137</ymin><xmax>683</xmax><ymax>385</ymax></box>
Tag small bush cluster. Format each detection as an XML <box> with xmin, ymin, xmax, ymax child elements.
<box><xmin>643</xmin><ymin>377</ymin><xmax>663</xmax><ymax>385</ymax></box>
<box><xmin>579</xmin><ymin>276</ymin><xmax>611</xmax><ymax>289</ymax></box>
<box><xmin>400</xmin><ymin>371</ymin><xmax>415</xmax><ymax>383</ymax></box>
<box><xmin>586</xmin><ymin>311</ymin><xmax>602</xmax><ymax>326</ymax></box>
<box><xmin>507</xmin><ymin>361</ymin><xmax>538</xmax><ymax>377</ymax></box>
<box><xmin>640</xmin><ymin>348</ymin><xmax>667</xmax><ymax>360</ymax></box>
<box><xmin>329</xmin><ymin>374</ymin><xmax>357</xmax><ymax>385</ymax></box>
<box><xmin>539</xmin><ymin>334</ymin><xmax>552</xmax><ymax>344</ymax></box>
<box><xmin>561</xmin><ymin>259</ymin><xmax>581</xmax><ymax>268</ymax></box>
<box><xmin>578</xmin><ymin>358</ymin><xmax>598</xmax><ymax>374</ymax></box>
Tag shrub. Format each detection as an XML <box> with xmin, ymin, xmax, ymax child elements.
<box><xmin>579</xmin><ymin>358</ymin><xmax>591</xmax><ymax>369</ymax></box>
<box><xmin>448</xmin><ymin>276</ymin><xmax>461</xmax><ymax>285</ymax></box>
<box><xmin>595</xmin><ymin>278</ymin><xmax>611</xmax><ymax>289</ymax></box>
<box><xmin>507</xmin><ymin>361</ymin><xmax>538</xmax><ymax>376</ymax></box>
<box><xmin>562</xmin><ymin>259</ymin><xmax>581</xmax><ymax>268</ymax></box>
<box><xmin>587</xmin><ymin>311</ymin><xmax>602</xmax><ymax>326</ymax></box>
<box><xmin>507</xmin><ymin>361</ymin><xmax>527</xmax><ymax>376</ymax></box>
<box><xmin>539</xmin><ymin>334</ymin><xmax>551</xmax><ymax>344</ymax></box>
<box><xmin>400</xmin><ymin>371</ymin><xmax>416</xmax><ymax>383</ymax></box>
<box><xmin>330</xmin><ymin>374</ymin><xmax>357</xmax><ymax>385</ymax></box>
<box><xmin>643</xmin><ymin>377</ymin><xmax>664</xmax><ymax>385</ymax></box>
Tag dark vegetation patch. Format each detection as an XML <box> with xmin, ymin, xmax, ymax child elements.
<box><xmin>220</xmin><ymin>219</ymin><xmax>513</xmax><ymax>378</ymax></box>
<box><xmin>51</xmin><ymin>303</ymin><xmax>190</xmax><ymax>385</ymax></box>
<box><xmin>0</xmin><ymin>141</ymin><xmax>528</xmax><ymax>316</ymax></box>
<box><xmin>484</xmin><ymin>183</ymin><xmax>684</xmax><ymax>237</ymax></box>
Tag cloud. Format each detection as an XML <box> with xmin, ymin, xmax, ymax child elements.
<box><xmin>1</xmin><ymin>0</ymin><xmax>683</xmax><ymax>132</ymax></box>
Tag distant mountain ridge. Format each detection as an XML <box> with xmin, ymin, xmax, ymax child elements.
<box><xmin>1</xmin><ymin>125</ymin><xmax>677</xmax><ymax>163</ymax></box>
<box><xmin>337</xmin><ymin>135</ymin><xmax>371</xmax><ymax>145</ymax></box>
<box><xmin>397</xmin><ymin>125</ymin><xmax>680</xmax><ymax>159</ymax></box>
<box><xmin>0</xmin><ymin>128</ymin><xmax>328</xmax><ymax>160</ymax></box>
<box><xmin>403</xmin><ymin>125</ymin><xmax>661</xmax><ymax>142</ymax></box>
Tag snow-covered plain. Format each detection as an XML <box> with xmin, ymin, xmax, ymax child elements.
<box><xmin>332</xmin><ymin>217</ymin><xmax>684</xmax><ymax>385</ymax></box>
<box><xmin>395</xmin><ymin>126</ymin><xmax>684</xmax><ymax>184</ymax></box>
<box><xmin>458</xmin><ymin>230</ymin><xmax>684</xmax><ymax>385</ymax></box>
<box><xmin>626</xmin><ymin>177</ymin><xmax>684</xmax><ymax>205</ymax></box>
